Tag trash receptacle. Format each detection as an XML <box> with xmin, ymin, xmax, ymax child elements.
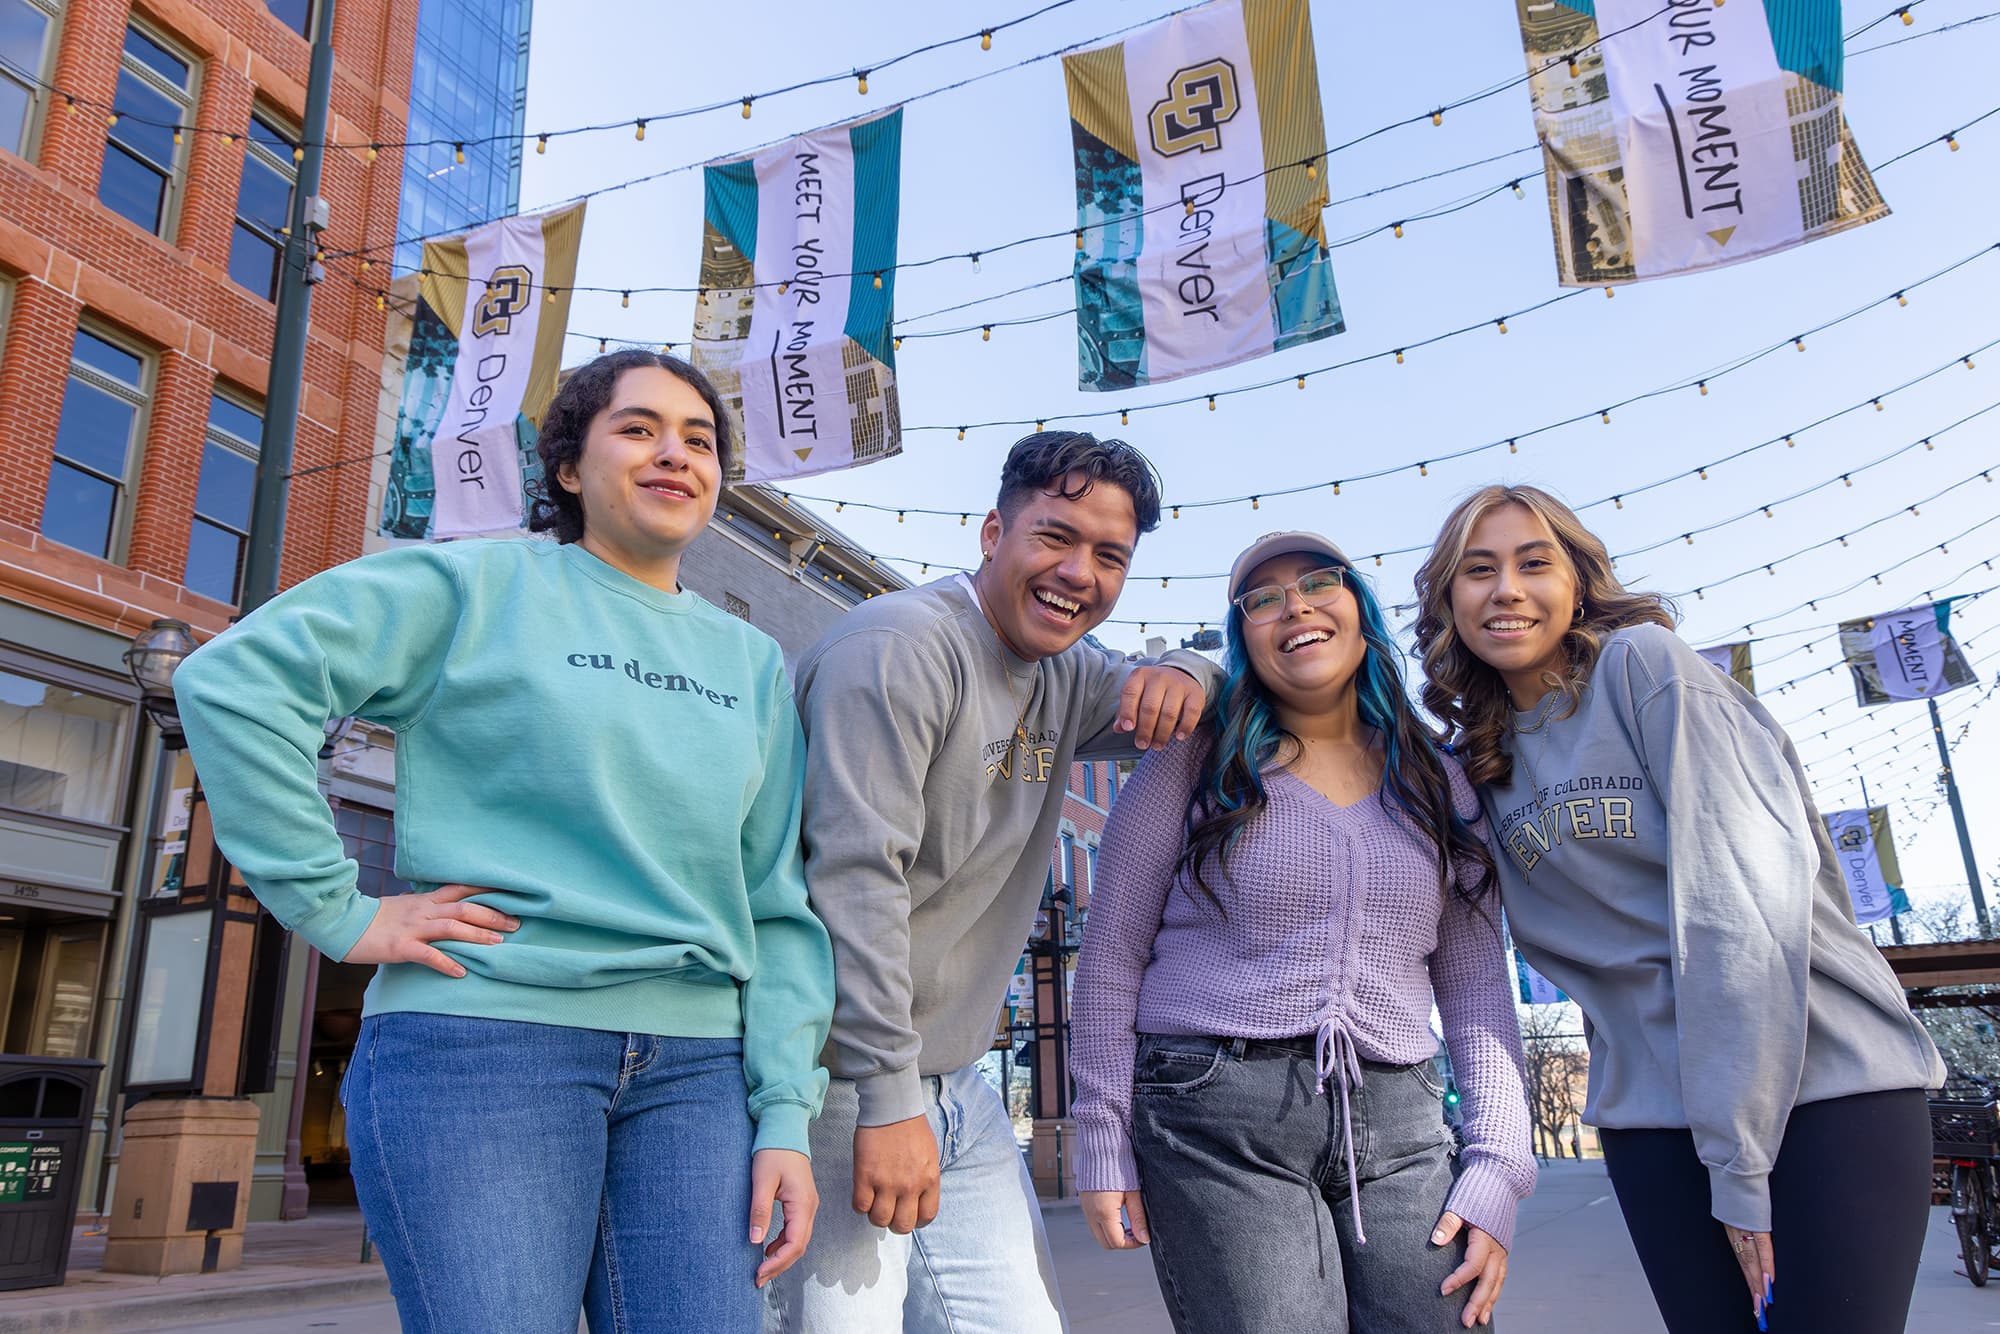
<box><xmin>0</xmin><ymin>1055</ymin><xmax>103</xmax><ymax>1291</ymax></box>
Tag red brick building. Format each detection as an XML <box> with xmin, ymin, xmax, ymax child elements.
<box><xmin>0</xmin><ymin>0</ymin><xmax>418</xmax><ymax>1217</ymax></box>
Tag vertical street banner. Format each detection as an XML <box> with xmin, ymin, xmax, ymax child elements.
<box><xmin>1063</xmin><ymin>0</ymin><xmax>1343</xmax><ymax>390</ymax></box>
<box><xmin>1823</xmin><ymin>806</ymin><xmax>1910</xmax><ymax>924</ymax></box>
<box><xmin>1697</xmin><ymin>640</ymin><xmax>1756</xmax><ymax>693</ymax></box>
<box><xmin>380</xmin><ymin>202</ymin><xmax>586</xmax><ymax>539</ymax></box>
<box><xmin>1840</xmin><ymin>600</ymin><xmax>1978</xmax><ymax>705</ymax></box>
<box><xmin>692</xmin><ymin>109</ymin><xmax>903</xmax><ymax>485</ymax></box>
<box><xmin>1516</xmin><ymin>949</ymin><xmax>1569</xmax><ymax>1005</ymax></box>
<box><xmin>1512</xmin><ymin>0</ymin><xmax>1888</xmax><ymax>286</ymax></box>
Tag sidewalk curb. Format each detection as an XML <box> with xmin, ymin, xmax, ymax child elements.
<box><xmin>0</xmin><ymin>1268</ymin><xmax>390</xmax><ymax>1334</ymax></box>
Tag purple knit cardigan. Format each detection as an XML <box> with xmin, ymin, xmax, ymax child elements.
<box><xmin>1069</xmin><ymin>737</ymin><xmax>1537</xmax><ymax>1249</ymax></box>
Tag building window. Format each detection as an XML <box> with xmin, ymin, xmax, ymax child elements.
<box><xmin>1107</xmin><ymin>760</ymin><xmax>1119</xmax><ymax>800</ymax></box>
<box><xmin>42</xmin><ymin>327</ymin><xmax>149</xmax><ymax>561</ymax></box>
<box><xmin>228</xmin><ymin>112</ymin><xmax>295</xmax><ymax>299</ymax></box>
<box><xmin>98</xmin><ymin>24</ymin><xmax>195</xmax><ymax>237</ymax></box>
<box><xmin>0</xmin><ymin>0</ymin><xmax>60</xmax><ymax>159</ymax></box>
<box><xmin>1085</xmin><ymin>843</ymin><xmax>1097</xmax><ymax>896</ymax></box>
<box><xmin>1058</xmin><ymin>831</ymin><xmax>1075</xmax><ymax>889</ymax></box>
<box><xmin>336</xmin><ymin>804</ymin><xmax>412</xmax><ymax>899</ymax></box>
<box><xmin>185</xmin><ymin>394</ymin><xmax>260</xmax><ymax>602</ymax></box>
<box><xmin>264</xmin><ymin>0</ymin><xmax>311</xmax><ymax>38</ymax></box>
<box><xmin>1082</xmin><ymin>763</ymin><xmax>1097</xmax><ymax>804</ymax></box>
<box><xmin>0</xmin><ymin>668</ymin><xmax>130</xmax><ymax>824</ymax></box>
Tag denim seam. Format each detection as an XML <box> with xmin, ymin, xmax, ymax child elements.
<box><xmin>360</xmin><ymin>1021</ymin><xmax>444</xmax><ymax>1333</ymax></box>
<box><xmin>909</xmin><ymin>1226</ymin><xmax>965</xmax><ymax>1334</ymax></box>
<box><xmin>1136</xmin><ymin>1183</ymin><xmax>1194</xmax><ymax>1329</ymax></box>
<box><xmin>596</xmin><ymin>1185</ymin><xmax>628</xmax><ymax>1333</ymax></box>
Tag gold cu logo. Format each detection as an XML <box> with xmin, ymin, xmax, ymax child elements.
<box><xmin>471</xmin><ymin>264</ymin><xmax>533</xmax><ymax>336</ymax></box>
<box><xmin>1837</xmin><ymin>825</ymin><xmax>1868</xmax><ymax>851</ymax></box>
<box><xmin>1148</xmin><ymin>58</ymin><xmax>1240</xmax><ymax>157</ymax></box>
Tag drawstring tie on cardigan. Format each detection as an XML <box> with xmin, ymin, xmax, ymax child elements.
<box><xmin>1314</xmin><ymin>1017</ymin><xmax>1367</xmax><ymax>1244</ymax></box>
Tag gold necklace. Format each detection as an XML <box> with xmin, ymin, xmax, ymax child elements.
<box><xmin>1510</xmin><ymin>693</ymin><xmax>1559</xmax><ymax>825</ymax></box>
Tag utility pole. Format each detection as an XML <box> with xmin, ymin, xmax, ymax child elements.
<box><xmin>1857</xmin><ymin>774</ymin><xmax>1904</xmax><ymax>945</ymax></box>
<box><xmin>241</xmin><ymin>0</ymin><xmax>337</xmax><ymax>613</ymax></box>
<box><xmin>1930</xmin><ymin>696</ymin><xmax>1993</xmax><ymax>936</ymax></box>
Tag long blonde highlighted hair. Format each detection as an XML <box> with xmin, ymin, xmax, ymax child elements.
<box><xmin>1413</xmin><ymin>485</ymin><xmax>1677</xmax><ymax>787</ymax></box>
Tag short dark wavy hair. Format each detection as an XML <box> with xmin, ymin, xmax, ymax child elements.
<box><xmin>527</xmin><ymin>349</ymin><xmax>734</xmax><ymax>544</ymax></box>
<box><xmin>994</xmin><ymin>431</ymin><xmax>1163</xmax><ymax>534</ymax></box>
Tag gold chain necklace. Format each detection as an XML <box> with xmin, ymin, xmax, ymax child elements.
<box><xmin>1511</xmin><ymin>693</ymin><xmax>1560</xmax><ymax>830</ymax></box>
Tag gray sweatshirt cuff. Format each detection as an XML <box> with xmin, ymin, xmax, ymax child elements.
<box><xmin>855</xmin><ymin>1067</ymin><xmax>927</xmax><ymax>1126</ymax></box>
<box><xmin>1708</xmin><ymin>1165</ymin><xmax>1772</xmax><ymax>1233</ymax></box>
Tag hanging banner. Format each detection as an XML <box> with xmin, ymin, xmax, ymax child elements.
<box><xmin>1823</xmin><ymin>806</ymin><xmax>1910</xmax><ymax>924</ymax></box>
<box><xmin>1840</xmin><ymin>600</ymin><xmax>1978</xmax><ymax>705</ymax></box>
<box><xmin>379</xmin><ymin>202</ymin><xmax>585</xmax><ymax>539</ymax></box>
<box><xmin>1697</xmin><ymin>641</ymin><xmax>1756</xmax><ymax>693</ymax></box>
<box><xmin>1062</xmin><ymin>0</ymin><xmax>1343</xmax><ymax>390</ymax></box>
<box><xmin>692</xmin><ymin>109</ymin><xmax>903</xmax><ymax>485</ymax></box>
<box><xmin>1517</xmin><ymin>949</ymin><xmax>1569</xmax><ymax>1005</ymax></box>
<box><xmin>1512</xmin><ymin>0</ymin><xmax>1888</xmax><ymax>286</ymax></box>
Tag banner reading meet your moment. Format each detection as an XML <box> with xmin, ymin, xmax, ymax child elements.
<box><xmin>692</xmin><ymin>110</ymin><xmax>905</xmax><ymax>485</ymax></box>
<box><xmin>1514</xmin><ymin>0</ymin><xmax>1887</xmax><ymax>286</ymax></box>
<box><xmin>1840</xmin><ymin>599</ymin><xmax>1979</xmax><ymax>705</ymax></box>
<box><xmin>1063</xmin><ymin>0</ymin><xmax>1345</xmax><ymax>390</ymax></box>
<box><xmin>381</xmin><ymin>203</ymin><xmax>586</xmax><ymax>540</ymax></box>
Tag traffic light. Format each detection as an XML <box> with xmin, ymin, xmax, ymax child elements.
<box><xmin>1443</xmin><ymin>1083</ymin><xmax>1462</xmax><ymax>1110</ymax></box>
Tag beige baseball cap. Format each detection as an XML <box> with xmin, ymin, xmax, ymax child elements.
<box><xmin>1227</xmin><ymin>530</ymin><xmax>1353</xmax><ymax>599</ymax></box>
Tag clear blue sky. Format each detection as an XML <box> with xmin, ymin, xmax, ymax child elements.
<box><xmin>510</xmin><ymin>0</ymin><xmax>2000</xmax><ymax>921</ymax></box>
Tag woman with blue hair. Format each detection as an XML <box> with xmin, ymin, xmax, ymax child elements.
<box><xmin>1071</xmin><ymin>531</ymin><xmax>1534</xmax><ymax>1333</ymax></box>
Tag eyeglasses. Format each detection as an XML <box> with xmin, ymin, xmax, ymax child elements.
<box><xmin>1232</xmin><ymin>566</ymin><xmax>1348</xmax><ymax>624</ymax></box>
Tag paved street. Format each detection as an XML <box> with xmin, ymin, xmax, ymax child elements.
<box><xmin>165</xmin><ymin>1162</ymin><xmax>1995</xmax><ymax>1333</ymax></box>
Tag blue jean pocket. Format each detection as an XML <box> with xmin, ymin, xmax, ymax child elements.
<box><xmin>1133</xmin><ymin>1035</ymin><xmax>1227</xmax><ymax>1095</ymax></box>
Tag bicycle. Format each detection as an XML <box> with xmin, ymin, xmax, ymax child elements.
<box><xmin>1932</xmin><ymin>1074</ymin><xmax>2000</xmax><ymax>1287</ymax></box>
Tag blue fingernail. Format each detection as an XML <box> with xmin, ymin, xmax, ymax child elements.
<box><xmin>1756</xmin><ymin>1308</ymin><xmax>1766</xmax><ymax>1332</ymax></box>
<box><xmin>1765</xmin><ymin>1275</ymin><xmax>1773</xmax><ymax>1306</ymax></box>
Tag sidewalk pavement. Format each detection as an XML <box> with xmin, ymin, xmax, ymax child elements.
<box><xmin>7</xmin><ymin>1161</ymin><xmax>1995</xmax><ymax>1332</ymax></box>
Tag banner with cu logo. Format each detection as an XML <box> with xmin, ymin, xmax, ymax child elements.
<box><xmin>1062</xmin><ymin>0</ymin><xmax>1343</xmax><ymax>390</ymax></box>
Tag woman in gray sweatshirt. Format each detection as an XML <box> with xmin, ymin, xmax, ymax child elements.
<box><xmin>1412</xmin><ymin>484</ymin><xmax>1943</xmax><ymax>1334</ymax></box>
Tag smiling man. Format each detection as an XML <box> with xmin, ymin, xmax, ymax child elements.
<box><xmin>768</xmin><ymin>433</ymin><xmax>1219</xmax><ymax>1333</ymax></box>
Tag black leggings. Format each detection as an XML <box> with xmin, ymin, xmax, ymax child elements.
<box><xmin>1599</xmin><ymin>1088</ymin><xmax>1931</xmax><ymax>1334</ymax></box>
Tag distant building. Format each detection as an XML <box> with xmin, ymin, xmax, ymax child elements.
<box><xmin>395</xmin><ymin>0</ymin><xmax>531</xmax><ymax>271</ymax></box>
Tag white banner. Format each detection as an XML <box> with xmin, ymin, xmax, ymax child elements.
<box><xmin>737</xmin><ymin>129</ymin><xmax>863</xmax><ymax>480</ymax></box>
<box><xmin>430</xmin><ymin>215</ymin><xmax>546</xmax><ymax>537</ymax></box>
<box><xmin>1596</xmin><ymin>0</ymin><xmax>1802</xmax><ymax>277</ymax></box>
<box><xmin>1517</xmin><ymin>949</ymin><xmax>1567</xmax><ymax>1005</ymax></box>
<box><xmin>1869</xmin><ymin>605</ymin><xmax>1948</xmax><ymax>700</ymax></box>
<box><xmin>1121</xmin><ymin>0</ymin><xmax>1271</xmax><ymax>380</ymax></box>
<box><xmin>1825</xmin><ymin>808</ymin><xmax>1896</xmax><ymax>924</ymax></box>
<box><xmin>1697</xmin><ymin>645</ymin><xmax>1733</xmax><ymax>676</ymax></box>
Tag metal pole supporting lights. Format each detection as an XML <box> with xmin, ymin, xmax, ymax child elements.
<box><xmin>121</xmin><ymin>619</ymin><xmax>196</xmax><ymax>745</ymax></box>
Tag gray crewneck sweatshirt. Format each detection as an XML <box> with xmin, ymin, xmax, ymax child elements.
<box><xmin>794</xmin><ymin>576</ymin><xmax>1220</xmax><ymax>1126</ymax></box>
<box><xmin>1482</xmin><ymin>624</ymin><xmax>1943</xmax><ymax>1232</ymax></box>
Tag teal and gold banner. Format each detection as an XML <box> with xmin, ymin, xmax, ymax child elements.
<box><xmin>1823</xmin><ymin>806</ymin><xmax>1910</xmax><ymax>925</ymax></box>
<box><xmin>1063</xmin><ymin>0</ymin><xmax>1343</xmax><ymax>390</ymax></box>
<box><xmin>1513</xmin><ymin>0</ymin><xmax>1887</xmax><ymax>286</ymax></box>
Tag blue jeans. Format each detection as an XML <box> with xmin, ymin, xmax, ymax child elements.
<box><xmin>1130</xmin><ymin>1035</ymin><xmax>1473</xmax><ymax>1334</ymax></box>
<box><xmin>762</xmin><ymin>1063</ymin><xmax>1065</xmax><ymax>1333</ymax></box>
<box><xmin>343</xmin><ymin>1012</ymin><xmax>762</xmax><ymax>1333</ymax></box>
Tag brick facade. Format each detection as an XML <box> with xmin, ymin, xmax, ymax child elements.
<box><xmin>0</xmin><ymin>0</ymin><xmax>418</xmax><ymax>643</ymax></box>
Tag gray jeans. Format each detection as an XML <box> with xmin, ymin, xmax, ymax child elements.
<box><xmin>1130</xmin><ymin>1034</ymin><xmax>1476</xmax><ymax>1334</ymax></box>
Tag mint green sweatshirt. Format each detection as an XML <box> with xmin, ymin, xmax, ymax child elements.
<box><xmin>172</xmin><ymin>539</ymin><xmax>833</xmax><ymax>1155</ymax></box>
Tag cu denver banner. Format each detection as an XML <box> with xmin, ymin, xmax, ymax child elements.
<box><xmin>692</xmin><ymin>109</ymin><xmax>903</xmax><ymax>485</ymax></box>
<box><xmin>1823</xmin><ymin>807</ymin><xmax>1910</xmax><ymax>925</ymax></box>
<box><xmin>1063</xmin><ymin>0</ymin><xmax>1343</xmax><ymax>390</ymax></box>
<box><xmin>380</xmin><ymin>203</ymin><xmax>585</xmax><ymax>539</ymax></box>
<box><xmin>1840</xmin><ymin>600</ymin><xmax>1979</xmax><ymax>705</ymax></box>
<box><xmin>1512</xmin><ymin>0</ymin><xmax>1887</xmax><ymax>286</ymax></box>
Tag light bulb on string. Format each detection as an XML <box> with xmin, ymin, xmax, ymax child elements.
<box><xmin>1946</xmin><ymin>134</ymin><xmax>1959</xmax><ymax>151</ymax></box>
<box><xmin>172</xmin><ymin>125</ymin><xmax>182</xmax><ymax>144</ymax></box>
<box><xmin>1966</xmin><ymin>355</ymin><xmax>1977</xmax><ymax>370</ymax></box>
<box><xmin>970</xmin><ymin>252</ymin><xmax>981</xmax><ymax>274</ymax></box>
<box><xmin>634</xmin><ymin>119</ymin><xmax>646</xmax><ymax>141</ymax></box>
<box><xmin>454</xmin><ymin>142</ymin><xmax>465</xmax><ymax>164</ymax></box>
<box><xmin>1075</xmin><ymin>230</ymin><xmax>1084</xmax><ymax>252</ymax></box>
<box><xmin>537</xmin><ymin>133</ymin><xmax>547</xmax><ymax>154</ymax></box>
<box><xmin>1251</xmin><ymin>496</ymin><xmax>1260</xmax><ymax>510</ymax></box>
<box><xmin>1431</xmin><ymin>110</ymin><xmax>1443</xmax><ymax>127</ymax></box>
<box><xmin>873</xmin><ymin>272</ymin><xmax>883</xmax><ymax>290</ymax></box>
<box><xmin>1508</xmin><ymin>439</ymin><xmax>1518</xmax><ymax>454</ymax></box>
<box><xmin>621</xmin><ymin>291</ymin><xmax>630</xmax><ymax>308</ymax></box>
<box><xmin>957</xmin><ymin>427</ymin><xmax>965</xmax><ymax>441</ymax></box>
<box><xmin>1297</xmin><ymin>375</ymin><xmax>1306</xmax><ymax>389</ymax></box>
<box><xmin>293</xmin><ymin>144</ymin><xmax>305</xmax><ymax>163</ymax></box>
<box><xmin>857</xmin><ymin>71</ymin><xmax>869</xmax><ymax>95</ymax></box>
<box><xmin>1395</xmin><ymin>349</ymin><xmax>1405</xmax><ymax>365</ymax></box>
<box><xmin>1172</xmin><ymin>506</ymin><xmax>1180</xmax><ymax>520</ymax></box>
<box><xmin>1120</xmin><ymin>410</ymin><xmax>1129</xmax><ymax>425</ymax></box>
<box><xmin>893</xmin><ymin>336</ymin><xmax>902</xmax><ymax>351</ymax></box>
<box><xmin>1698</xmin><ymin>381</ymin><xmax>1707</xmax><ymax>395</ymax></box>
<box><xmin>742</xmin><ymin>98</ymin><xmax>753</xmax><ymax>119</ymax></box>
<box><xmin>1896</xmin><ymin>291</ymin><xmax>1908</xmax><ymax>307</ymax></box>
<box><xmin>981</xmin><ymin>29</ymin><xmax>992</xmax><ymax>50</ymax></box>
<box><xmin>1922</xmin><ymin>437</ymin><xmax>1933</xmax><ymax>450</ymax></box>
<box><xmin>1496</xmin><ymin>319</ymin><xmax>1507</xmax><ymax>334</ymax></box>
<box><xmin>1794</xmin><ymin>336</ymin><xmax>1806</xmax><ymax>351</ymax></box>
<box><xmin>1604</xmin><ymin>286</ymin><xmax>1614</xmax><ymax>299</ymax></box>
<box><xmin>959</xmin><ymin>514</ymin><xmax>968</xmax><ymax>526</ymax></box>
<box><xmin>1392</xmin><ymin>222</ymin><xmax>1404</xmax><ymax>239</ymax></box>
<box><xmin>1208</xmin><ymin>396</ymin><xmax>1216</xmax><ymax>412</ymax></box>
<box><xmin>1511</xmin><ymin>180</ymin><xmax>1523</xmax><ymax>199</ymax></box>
<box><xmin>598</xmin><ymin>338</ymin><xmax>607</xmax><ymax>354</ymax></box>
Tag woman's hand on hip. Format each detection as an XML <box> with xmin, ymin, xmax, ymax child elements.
<box><xmin>1434</xmin><ymin>1212</ymin><xmax>1507</xmax><ymax>1328</ymax></box>
<box><xmin>341</xmin><ymin>882</ymin><xmax>519</xmax><ymax>976</ymax></box>
<box><xmin>750</xmin><ymin>1148</ymin><xmax>818</xmax><ymax>1288</ymax></box>
<box><xmin>1081</xmin><ymin>1189</ymin><xmax>1150</xmax><ymax>1250</ymax></box>
<box><xmin>1721</xmin><ymin>1223</ymin><xmax>1775</xmax><ymax>1327</ymax></box>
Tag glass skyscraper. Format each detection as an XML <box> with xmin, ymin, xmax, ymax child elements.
<box><xmin>396</xmin><ymin>0</ymin><xmax>532</xmax><ymax>273</ymax></box>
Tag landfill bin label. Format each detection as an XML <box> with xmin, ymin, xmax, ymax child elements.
<box><xmin>0</xmin><ymin>1143</ymin><xmax>60</xmax><ymax>1203</ymax></box>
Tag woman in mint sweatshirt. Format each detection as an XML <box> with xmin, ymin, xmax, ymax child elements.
<box><xmin>172</xmin><ymin>350</ymin><xmax>832</xmax><ymax>1334</ymax></box>
<box><xmin>1413</xmin><ymin>484</ymin><xmax>1943</xmax><ymax>1334</ymax></box>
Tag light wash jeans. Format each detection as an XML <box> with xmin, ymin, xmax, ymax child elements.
<box><xmin>343</xmin><ymin>1013</ymin><xmax>761</xmax><ymax>1334</ymax></box>
<box><xmin>763</xmin><ymin>1063</ymin><xmax>1066</xmax><ymax>1334</ymax></box>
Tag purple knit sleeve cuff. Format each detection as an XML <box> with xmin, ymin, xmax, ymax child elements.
<box><xmin>1076</xmin><ymin>1118</ymin><xmax>1141</xmax><ymax>1193</ymax></box>
<box><xmin>1443</xmin><ymin>1156</ymin><xmax>1524</xmax><ymax>1253</ymax></box>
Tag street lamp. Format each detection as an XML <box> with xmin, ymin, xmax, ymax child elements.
<box><xmin>122</xmin><ymin>619</ymin><xmax>196</xmax><ymax>745</ymax></box>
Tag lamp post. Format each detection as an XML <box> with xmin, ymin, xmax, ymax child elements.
<box><xmin>120</xmin><ymin>620</ymin><xmax>195</xmax><ymax>745</ymax></box>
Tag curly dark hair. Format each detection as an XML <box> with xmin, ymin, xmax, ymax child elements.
<box><xmin>527</xmin><ymin>350</ymin><xmax>734</xmax><ymax>544</ymax></box>
<box><xmin>995</xmin><ymin>431</ymin><xmax>1163</xmax><ymax>534</ymax></box>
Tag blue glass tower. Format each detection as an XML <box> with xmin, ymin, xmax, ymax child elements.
<box><xmin>396</xmin><ymin>0</ymin><xmax>532</xmax><ymax>274</ymax></box>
